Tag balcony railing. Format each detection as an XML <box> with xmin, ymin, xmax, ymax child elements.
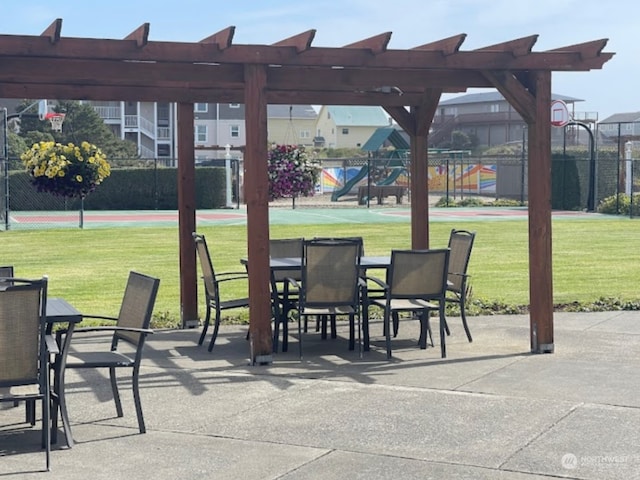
<box><xmin>92</xmin><ymin>105</ymin><xmax>121</xmax><ymax>120</ymax></box>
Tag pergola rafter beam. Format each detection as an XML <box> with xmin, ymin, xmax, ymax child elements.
<box><xmin>200</xmin><ymin>26</ymin><xmax>235</xmax><ymax>49</ymax></box>
<box><xmin>41</xmin><ymin>18</ymin><xmax>62</xmax><ymax>44</ymax></box>
<box><xmin>413</xmin><ymin>34</ymin><xmax>466</xmax><ymax>55</ymax></box>
<box><xmin>124</xmin><ymin>23</ymin><xmax>150</xmax><ymax>48</ymax></box>
<box><xmin>475</xmin><ymin>35</ymin><xmax>538</xmax><ymax>56</ymax></box>
<box><xmin>343</xmin><ymin>32</ymin><xmax>392</xmax><ymax>54</ymax></box>
<box><xmin>272</xmin><ymin>30</ymin><xmax>316</xmax><ymax>52</ymax></box>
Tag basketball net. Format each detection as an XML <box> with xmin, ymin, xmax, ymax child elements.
<box><xmin>44</xmin><ymin>113</ymin><xmax>65</xmax><ymax>132</ymax></box>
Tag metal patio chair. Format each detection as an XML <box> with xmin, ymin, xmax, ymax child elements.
<box><xmin>193</xmin><ymin>232</ymin><xmax>250</xmax><ymax>351</ymax></box>
<box><xmin>445</xmin><ymin>229</ymin><xmax>476</xmax><ymax>342</ymax></box>
<box><xmin>286</xmin><ymin>238</ymin><xmax>363</xmax><ymax>359</ymax></box>
<box><xmin>367</xmin><ymin>249</ymin><xmax>450</xmax><ymax>359</ymax></box>
<box><xmin>0</xmin><ymin>276</ymin><xmax>55</xmax><ymax>471</ymax></box>
<box><xmin>53</xmin><ymin>271</ymin><xmax>160</xmax><ymax>444</ymax></box>
<box><xmin>270</xmin><ymin>237</ymin><xmax>304</xmax><ymax>353</ymax></box>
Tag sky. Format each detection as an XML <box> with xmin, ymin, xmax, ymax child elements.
<box><xmin>1</xmin><ymin>0</ymin><xmax>637</xmax><ymax>121</ymax></box>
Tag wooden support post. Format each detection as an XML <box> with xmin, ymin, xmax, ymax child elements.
<box><xmin>244</xmin><ymin>64</ymin><xmax>273</xmax><ymax>364</ymax></box>
<box><xmin>177</xmin><ymin>102</ymin><xmax>198</xmax><ymax>328</ymax></box>
<box><xmin>410</xmin><ymin>131</ymin><xmax>429</xmax><ymax>249</ymax></box>
<box><xmin>527</xmin><ymin>71</ymin><xmax>554</xmax><ymax>353</ymax></box>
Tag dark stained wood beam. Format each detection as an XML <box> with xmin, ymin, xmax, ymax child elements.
<box><xmin>0</xmin><ymin>35</ymin><xmax>614</xmax><ymax>71</ymax></box>
<box><xmin>343</xmin><ymin>32</ymin><xmax>391</xmax><ymax>54</ymax></box>
<box><xmin>475</xmin><ymin>35</ymin><xmax>538</xmax><ymax>56</ymax></box>
<box><xmin>482</xmin><ymin>70</ymin><xmax>536</xmax><ymax>124</ymax></box>
<box><xmin>526</xmin><ymin>70</ymin><xmax>554</xmax><ymax>354</ymax></box>
<box><xmin>176</xmin><ymin>102</ymin><xmax>198</xmax><ymax>328</ymax></box>
<box><xmin>385</xmin><ymin>106</ymin><xmax>414</xmax><ymax>133</ymax></box>
<box><xmin>272</xmin><ymin>30</ymin><xmax>315</xmax><ymax>52</ymax></box>
<box><xmin>546</xmin><ymin>38</ymin><xmax>609</xmax><ymax>58</ymax></box>
<box><xmin>200</xmin><ymin>26</ymin><xmax>235</xmax><ymax>49</ymax></box>
<box><xmin>41</xmin><ymin>18</ymin><xmax>62</xmax><ymax>44</ymax></box>
<box><xmin>244</xmin><ymin>64</ymin><xmax>272</xmax><ymax>364</ymax></box>
<box><xmin>413</xmin><ymin>34</ymin><xmax>466</xmax><ymax>54</ymax></box>
<box><xmin>124</xmin><ymin>23</ymin><xmax>150</xmax><ymax>48</ymax></box>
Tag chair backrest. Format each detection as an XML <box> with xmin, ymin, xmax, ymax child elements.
<box><xmin>193</xmin><ymin>233</ymin><xmax>217</xmax><ymax>298</ymax></box>
<box><xmin>270</xmin><ymin>237</ymin><xmax>304</xmax><ymax>283</ymax></box>
<box><xmin>301</xmin><ymin>238</ymin><xmax>361</xmax><ymax>307</ymax></box>
<box><xmin>113</xmin><ymin>271</ymin><xmax>160</xmax><ymax>347</ymax></box>
<box><xmin>447</xmin><ymin>229</ymin><xmax>476</xmax><ymax>293</ymax></box>
<box><xmin>0</xmin><ymin>277</ymin><xmax>47</xmax><ymax>388</ymax></box>
<box><xmin>387</xmin><ymin>249</ymin><xmax>450</xmax><ymax>300</ymax></box>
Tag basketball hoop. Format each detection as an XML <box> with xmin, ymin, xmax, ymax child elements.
<box><xmin>44</xmin><ymin>113</ymin><xmax>65</xmax><ymax>132</ymax></box>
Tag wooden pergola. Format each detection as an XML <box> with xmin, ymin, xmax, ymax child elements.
<box><xmin>0</xmin><ymin>20</ymin><xmax>613</xmax><ymax>362</ymax></box>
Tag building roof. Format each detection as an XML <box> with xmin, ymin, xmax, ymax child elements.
<box><xmin>361</xmin><ymin>126</ymin><xmax>410</xmax><ymax>151</ymax></box>
<box><xmin>325</xmin><ymin>106</ymin><xmax>390</xmax><ymax>127</ymax></box>
<box><xmin>439</xmin><ymin>91</ymin><xmax>583</xmax><ymax>106</ymax></box>
<box><xmin>267</xmin><ymin>104</ymin><xmax>317</xmax><ymax>119</ymax></box>
<box><xmin>599</xmin><ymin>112</ymin><xmax>640</xmax><ymax>124</ymax></box>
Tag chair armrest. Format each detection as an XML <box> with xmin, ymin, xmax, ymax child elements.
<box><xmin>217</xmin><ymin>271</ymin><xmax>249</xmax><ymax>278</ymax></box>
<box><xmin>82</xmin><ymin>314</ymin><xmax>119</xmax><ymax>322</ymax></box>
<box><xmin>362</xmin><ymin>275</ymin><xmax>388</xmax><ymax>290</ymax></box>
<box><xmin>284</xmin><ymin>277</ymin><xmax>301</xmax><ymax>289</ymax></box>
<box><xmin>216</xmin><ymin>273</ymin><xmax>249</xmax><ymax>284</ymax></box>
<box><xmin>45</xmin><ymin>334</ymin><xmax>60</xmax><ymax>355</ymax></box>
<box><xmin>73</xmin><ymin>326</ymin><xmax>154</xmax><ymax>335</ymax></box>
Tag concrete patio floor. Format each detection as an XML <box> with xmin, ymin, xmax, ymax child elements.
<box><xmin>2</xmin><ymin>310</ymin><xmax>640</xmax><ymax>479</ymax></box>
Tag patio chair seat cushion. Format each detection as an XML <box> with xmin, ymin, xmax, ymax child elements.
<box><xmin>301</xmin><ymin>306</ymin><xmax>356</xmax><ymax>316</ymax></box>
<box><xmin>0</xmin><ymin>384</ymin><xmax>40</xmax><ymax>398</ymax></box>
<box><xmin>371</xmin><ymin>298</ymin><xmax>438</xmax><ymax>311</ymax></box>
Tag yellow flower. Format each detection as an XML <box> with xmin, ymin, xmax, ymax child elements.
<box><xmin>75</xmin><ymin>175</ymin><xmax>83</xmax><ymax>182</ymax></box>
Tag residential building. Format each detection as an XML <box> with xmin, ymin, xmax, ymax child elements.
<box><xmin>598</xmin><ymin>112</ymin><xmax>640</xmax><ymax>139</ymax></box>
<box><xmin>315</xmin><ymin>106</ymin><xmax>391</xmax><ymax>148</ymax></box>
<box><xmin>432</xmin><ymin>91</ymin><xmax>595</xmax><ymax>148</ymax></box>
<box><xmin>267</xmin><ymin>105</ymin><xmax>317</xmax><ymax>146</ymax></box>
<box><xmin>83</xmin><ymin>100</ymin><xmax>176</xmax><ymax>164</ymax></box>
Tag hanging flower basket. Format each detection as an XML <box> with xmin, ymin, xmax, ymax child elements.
<box><xmin>21</xmin><ymin>141</ymin><xmax>111</xmax><ymax>198</ymax></box>
<box><xmin>268</xmin><ymin>144</ymin><xmax>320</xmax><ymax>200</ymax></box>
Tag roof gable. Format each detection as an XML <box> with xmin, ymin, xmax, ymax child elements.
<box><xmin>267</xmin><ymin>104</ymin><xmax>317</xmax><ymax>120</ymax></box>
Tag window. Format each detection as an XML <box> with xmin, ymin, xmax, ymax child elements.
<box><xmin>195</xmin><ymin>125</ymin><xmax>207</xmax><ymax>143</ymax></box>
<box><xmin>230</xmin><ymin>125</ymin><xmax>239</xmax><ymax>137</ymax></box>
<box><xmin>490</xmin><ymin>104</ymin><xmax>500</xmax><ymax>113</ymax></box>
<box><xmin>299</xmin><ymin>130</ymin><xmax>310</xmax><ymax>139</ymax></box>
<box><xmin>229</xmin><ymin>103</ymin><xmax>240</xmax><ymax>109</ymax></box>
<box><xmin>157</xmin><ymin>144</ymin><xmax>171</xmax><ymax>157</ymax></box>
<box><xmin>342</xmin><ymin>128</ymin><xmax>349</xmax><ymax>135</ymax></box>
<box><xmin>194</xmin><ymin>103</ymin><xmax>208</xmax><ymax>113</ymax></box>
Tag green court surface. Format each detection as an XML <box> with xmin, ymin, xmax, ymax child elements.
<box><xmin>5</xmin><ymin>206</ymin><xmax>601</xmax><ymax>230</ymax></box>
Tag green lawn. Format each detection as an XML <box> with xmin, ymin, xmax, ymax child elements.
<box><xmin>3</xmin><ymin>217</ymin><xmax>640</xmax><ymax>325</ymax></box>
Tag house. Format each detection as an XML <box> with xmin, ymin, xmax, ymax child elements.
<box><xmin>315</xmin><ymin>106</ymin><xmax>391</xmax><ymax>148</ymax></box>
<box><xmin>598</xmin><ymin>112</ymin><xmax>640</xmax><ymax>140</ymax></box>
<box><xmin>432</xmin><ymin>91</ymin><xmax>591</xmax><ymax>148</ymax></box>
<box><xmin>267</xmin><ymin>105</ymin><xmax>317</xmax><ymax>146</ymax></box>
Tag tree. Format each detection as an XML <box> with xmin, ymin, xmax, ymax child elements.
<box><xmin>14</xmin><ymin>99</ymin><xmax>138</xmax><ymax>159</ymax></box>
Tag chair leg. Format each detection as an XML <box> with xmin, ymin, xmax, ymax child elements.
<box><xmin>460</xmin><ymin>294</ymin><xmax>473</xmax><ymax>342</ymax></box>
<box><xmin>207</xmin><ymin>309</ymin><xmax>222</xmax><ymax>352</ymax></box>
<box><xmin>330</xmin><ymin>315</ymin><xmax>337</xmax><ymax>339</ymax></box>
<box><xmin>197</xmin><ymin>306</ymin><xmax>211</xmax><ymax>346</ymax></box>
<box><xmin>298</xmin><ymin>315</ymin><xmax>304</xmax><ymax>360</ymax></box>
<box><xmin>385</xmin><ymin>308</ymin><xmax>392</xmax><ymax>359</ymax></box>
<box><xmin>131</xmin><ymin>366</ymin><xmax>146</xmax><ymax>434</ymax></box>
<box><xmin>348</xmin><ymin>314</ymin><xmax>355</xmax><ymax>351</ymax></box>
<box><xmin>439</xmin><ymin>305</ymin><xmax>447</xmax><ymax>358</ymax></box>
<box><xmin>392</xmin><ymin>312</ymin><xmax>400</xmax><ymax>337</ymax></box>
<box><xmin>362</xmin><ymin>297</ymin><xmax>370</xmax><ymax>352</ymax></box>
<box><xmin>43</xmin><ymin>394</ymin><xmax>51</xmax><ymax>471</ymax></box>
<box><xmin>418</xmin><ymin>309</ymin><xmax>428</xmax><ymax>349</ymax></box>
<box><xmin>109</xmin><ymin>366</ymin><xmax>124</xmax><ymax>418</ymax></box>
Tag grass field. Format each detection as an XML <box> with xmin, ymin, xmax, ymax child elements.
<box><xmin>3</xmin><ymin>216</ymin><xmax>640</xmax><ymax>326</ymax></box>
